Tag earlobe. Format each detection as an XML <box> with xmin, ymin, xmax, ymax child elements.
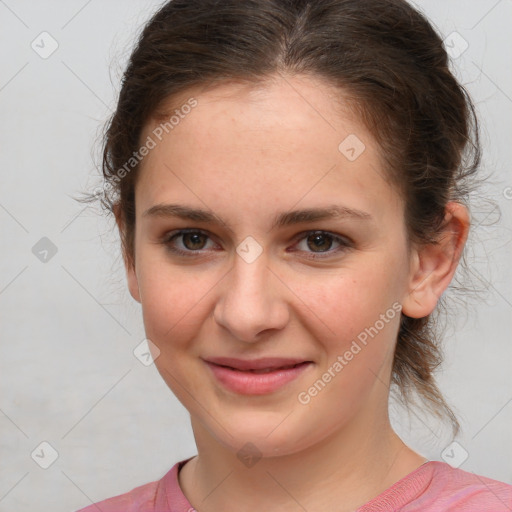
<box><xmin>401</xmin><ymin>202</ymin><xmax>469</xmax><ymax>319</ymax></box>
<box><xmin>126</xmin><ymin>263</ymin><xmax>141</xmax><ymax>303</ymax></box>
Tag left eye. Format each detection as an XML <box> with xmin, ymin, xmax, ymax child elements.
<box><xmin>292</xmin><ymin>231</ymin><xmax>352</xmax><ymax>258</ymax></box>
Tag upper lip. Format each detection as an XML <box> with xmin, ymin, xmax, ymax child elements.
<box><xmin>204</xmin><ymin>357</ymin><xmax>311</xmax><ymax>371</ymax></box>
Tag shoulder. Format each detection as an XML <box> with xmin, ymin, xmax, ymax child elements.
<box><xmin>412</xmin><ymin>461</ymin><xmax>512</xmax><ymax>511</ymax></box>
<box><xmin>74</xmin><ymin>478</ymin><xmax>161</xmax><ymax>512</ymax></box>
<box><xmin>358</xmin><ymin>460</ymin><xmax>512</xmax><ymax>512</ymax></box>
<box><xmin>73</xmin><ymin>458</ymin><xmax>193</xmax><ymax>512</ymax></box>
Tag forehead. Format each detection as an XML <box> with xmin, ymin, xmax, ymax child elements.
<box><xmin>136</xmin><ymin>74</ymin><xmax>403</xmax><ymax>227</ymax></box>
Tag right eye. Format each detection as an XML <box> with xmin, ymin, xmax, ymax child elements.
<box><xmin>161</xmin><ymin>229</ymin><xmax>219</xmax><ymax>257</ymax></box>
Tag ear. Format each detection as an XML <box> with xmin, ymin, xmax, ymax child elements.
<box><xmin>401</xmin><ymin>202</ymin><xmax>469</xmax><ymax>318</ymax></box>
<box><xmin>114</xmin><ymin>204</ymin><xmax>141</xmax><ymax>303</ymax></box>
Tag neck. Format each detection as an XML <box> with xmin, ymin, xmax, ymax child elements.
<box><xmin>179</xmin><ymin>406</ymin><xmax>426</xmax><ymax>512</ymax></box>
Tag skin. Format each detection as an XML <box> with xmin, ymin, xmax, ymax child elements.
<box><xmin>118</xmin><ymin>73</ymin><xmax>469</xmax><ymax>512</ymax></box>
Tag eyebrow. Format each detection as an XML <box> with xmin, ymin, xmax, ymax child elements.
<box><xmin>142</xmin><ymin>203</ymin><xmax>373</xmax><ymax>234</ymax></box>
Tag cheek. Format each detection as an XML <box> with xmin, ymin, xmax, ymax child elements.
<box><xmin>292</xmin><ymin>271</ymin><xmax>401</xmax><ymax>427</ymax></box>
<box><xmin>294</xmin><ymin>264</ymin><xmax>402</xmax><ymax>346</ymax></box>
<box><xmin>138</xmin><ymin>268</ymin><xmax>216</xmax><ymax>404</ymax></box>
<box><xmin>136</xmin><ymin>258</ymin><xmax>217</xmax><ymax>352</ymax></box>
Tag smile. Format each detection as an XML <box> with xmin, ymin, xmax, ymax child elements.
<box><xmin>203</xmin><ymin>358</ymin><xmax>313</xmax><ymax>395</ymax></box>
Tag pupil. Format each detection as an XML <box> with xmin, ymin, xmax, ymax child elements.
<box><xmin>184</xmin><ymin>233</ymin><xmax>205</xmax><ymax>250</ymax></box>
<box><xmin>308</xmin><ymin>233</ymin><xmax>331</xmax><ymax>252</ymax></box>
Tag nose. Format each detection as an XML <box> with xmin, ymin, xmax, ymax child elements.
<box><xmin>213</xmin><ymin>252</ymin><xmax>289</xmax><ymax>343</ymax></box>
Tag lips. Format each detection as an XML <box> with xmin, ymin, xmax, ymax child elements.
<box><xmin>204</xmin><ymin>357</ymin><xmax>311</xmax><ymax>372</ymax></box>
<box><xmin>203</xmin><ymin>357</ymin><xmax>313</xmax><ymax>395</ymax></box>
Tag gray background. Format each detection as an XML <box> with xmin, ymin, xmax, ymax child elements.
<box><xmin>0</xmin><ymin>1</ymin><xmax>511</xmax><ymax>511</ymax></box>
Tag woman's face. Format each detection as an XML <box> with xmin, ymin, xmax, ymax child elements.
<box><xmin>126</xmin><ymin>74</ymin><xmax>419</xmax><ymax>457</ymax></box>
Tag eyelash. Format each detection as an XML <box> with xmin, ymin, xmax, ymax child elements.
<box><xmin>160</xmin><ymin>228</ymin><xmax>353</xmax><ymax>260</ymax></box>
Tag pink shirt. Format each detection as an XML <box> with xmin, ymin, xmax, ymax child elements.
<box><xmin>76</xmin><ymin>458</ymin><xmax>512</xmax><ymax>511</ymax></box>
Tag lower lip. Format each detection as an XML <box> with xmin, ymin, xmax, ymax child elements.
<box><xmin>204</xmin><ymin>361</ymin><xmax>312</xmax><ymax>395</ymax></box>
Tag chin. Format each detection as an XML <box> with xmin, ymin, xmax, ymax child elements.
<box><xmin>204</xmin><ymin>412</ymin><xmax>320</xmax><ymax>459</ymax></box>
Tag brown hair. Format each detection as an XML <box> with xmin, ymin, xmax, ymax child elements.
<box><xmin>91</xmin><ymin>0</ymin><xmax>482</xmax><ymax>436</ymax></box>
